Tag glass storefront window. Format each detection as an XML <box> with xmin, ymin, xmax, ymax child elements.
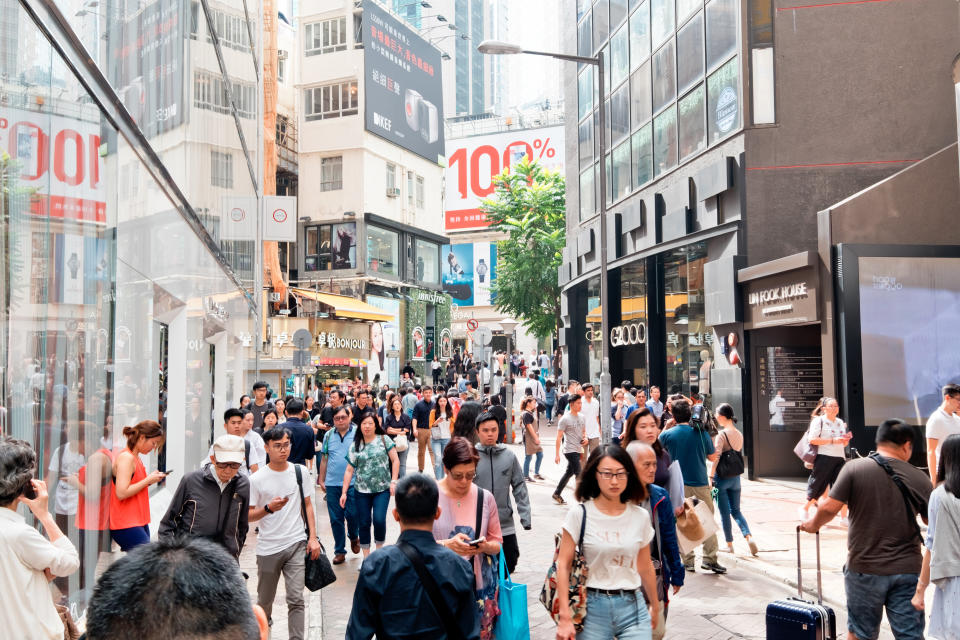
<box><xmin>415</xmin><ymin>238</ymin><xmax>439</xmax><ymax>284</ymax></box>
<box><xmin>585</xmin><ymin>276</ymin><xmax>602</xmax><ymax>384</ymax></box>
<box><xmin>619</xmin><ymin>262</ymin><xmax>649</xmax><ymax>386</ymax></box>
<box><xmin>663</xmin><ymin>243</ymin><xmax>709</xmax><ymax>397</ymax></box>
<box><xmin>305</xmin><ymin>222</ymin><xmax>357</xmax><ymax>270</ymax></box>
<box><xmin>367</xmin><ymin>225</ymin><xmax>400</xmax><ymax>275</ymax></box>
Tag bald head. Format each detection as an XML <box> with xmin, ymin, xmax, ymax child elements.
<box><xmin>626</xmin><ymin>441</ymin><xmax>657</xmax><ymax>485</ymax></box>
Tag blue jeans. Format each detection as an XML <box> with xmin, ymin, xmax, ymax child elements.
<box><xmin>111</xmin><ymin>524</ymin><xmax>150</xmax><ymax>551</ymax></box>
<box><xmin>524</xmin><ymin>451</ymin><xmax>543</xmax><ymax>477</ymax></box>
<box><xmin>354</xmin><ymin>489</ymin><xmax>390</xmax><ymax>548</ymax></box>
<box><xmin>325</xmin><ymin>485</ymin><xmax>358</xmax><ymax>556</ymax></box>
<box><xmin>432</xmin><ymin>438</ymin><xmax>450</xmax><ymax>478</ymax></box>
<box><xmin>546</xmin><ymin>403</ymin><xmax>555</xmax><ymax>421</ymax></box>
<box><xmin>578</xmin><ymin>589</ymin><xmax>651</xmax><ymax>640</ymax></box>
<box><xmin>396</xmin><ymin>447</ymin><xmax>409</xmax><ymax>479</ymax></box>
<box><xmin>844</xmin><ymin>568</ymin><xmax>924</xmax><ymax>640</ymax></box>
<box><xmin>714</xmin><ymin>475</ymin><xmax>751</xmax><ymax>543</ymax></box>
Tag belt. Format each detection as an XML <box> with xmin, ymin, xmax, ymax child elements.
<box><xmin>586</xmin><ymin>587</ymin><xmax>637</xmax><ymax>597</ymax></box>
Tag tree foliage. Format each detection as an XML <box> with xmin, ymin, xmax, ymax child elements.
<box><xmin>480</xmin><ymin>157</ymin><xmax>566</xmax><ymax>340</ymax></box>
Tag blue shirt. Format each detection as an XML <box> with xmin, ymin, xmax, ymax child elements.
<box><xmin>658</xmin><ymin>423</ymin><xmax>715</xmax><ymax>487</ymax></box>
<box><xmin>283</xmin><ymin>417</ymin><xmax>316</xmax><ymax>466</ymax></box>
<box><xmin>646</xmin><ymin>399</ymin><xmax>664</xmax><ymax>418</ymax></box>
<box><xmin>321</xmin><ymin>426</ymin><xmax>356</xmax><ymax>487</ymax></box>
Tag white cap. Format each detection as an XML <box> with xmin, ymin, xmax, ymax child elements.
<box><xmin>212</xmin><ymin>434</ymin><xmax>245</xmax><ymax>464</ymax></box>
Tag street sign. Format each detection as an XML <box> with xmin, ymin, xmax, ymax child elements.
<box><xmin>474</xmin><ymin>326</ymin><xmax>492</xmax><ymax>346</ymax></box>
<box><xmin>292</xmin><ymin>350</ymin><xmax>310</xmax><ymax>367</ymax></box>
<box><xmin>292</xmin><ymin>329</ymin><xmax>313</xmax><ymax>350</ymax></box>
<box><xmin>466</xmin><ymin>318</ymin><xmax>479</xmax><ymax>331</ymax></box>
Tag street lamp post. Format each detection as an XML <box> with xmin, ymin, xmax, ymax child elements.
<box><xmin>479</xmin><ymin>41</ymin><xmax>612</xmax><ymax>445</ymax></box>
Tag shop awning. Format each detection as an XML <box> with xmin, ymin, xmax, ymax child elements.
<box><xmin>585</xmin><ymin>294</ymin><xmax>690</xmax><ymax>322</ymax></box>
<box><xmin>290</xmin><ymin>288</ymin><xmax>394</xmax><ymax>322</ymax></box>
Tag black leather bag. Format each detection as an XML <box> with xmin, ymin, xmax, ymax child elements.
<box><xmin>715</xmin><ymin>431</ymin><xmax>745</xmax><ymax>478</ymax></box>
<box><xmin>294</xmin><ymin>465</ymin><xmax>337</xmax><ymax>591</ymax></box>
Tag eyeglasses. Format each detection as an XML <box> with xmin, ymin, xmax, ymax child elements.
<box><xmin>597</xmin><ymin>470</ymin><xmax>629</xmax><ymax>480</ymax></box>
<box><xmin>450</xmin><ymin>471</ymin><xmax>476</xmax><ymax>481</ymax></box>
<box><xmin>270</xmin><ymin>443</ymin><xmax>292</xmax><ymax>451</ymax></box>
<box><xmin>215</xmin><ymin>462</ymin><xmax>242</xmax><ymax>470</ymax></box>
<box><xmin>334</xmin><ymin>415</ymin><xmax>349</xmax><ymax>420</ymax></box>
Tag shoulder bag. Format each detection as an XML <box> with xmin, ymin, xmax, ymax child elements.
<box><xmin>539</xmin><ymin>504</ymin><xmax>589</xmax><ymax>631</ymax></box>
<box><xmin>715</xmin><ymin>431</ymin><xmax>745</xmax><ymax>478</ymax></box>
<box><xmin>793</xmin><ymin>418</ymin><xmax>822</xmax><ymax>468</ymax></box>
<box><xmin>294</xmin><ymin>465</ymin><xmax>337</xmax><ymax>591</ymax></box>
<box><xmin>396</xmin><ymin>541</ymin><xmax>468</xmax><ymax>640</ymax></box>
<box><xmin>868</xmin><ymin>453</ymin><xmax>926</xmax><ymax>543</ymax></box>
<box><xmin>393</xmin><ymin>418</ymin><xmax>409</xmax><ymax>452</ymax></box>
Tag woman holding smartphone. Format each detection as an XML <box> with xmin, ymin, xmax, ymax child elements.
<box><xmin>110</xmin><ymin>420</ymin><xmax>166</xmax><ymax>551</ymax></box>
<box><xmin>341</xmin><ymin>413</ymin><xmax>399</xmax><ymax>558</ymax></box>
<box><xmin>383</xmin><ymin>397</ymin><xmax>413</xmax><ymax>479</ymax></box>
<box><xmin>429</xmin><ymin>395</ymin><xmax>455</xmax><ymax>479</ymax></box>
<box><xmin>433</xmin><ymin>437</ymin><xmax>502</xmax><ymax>639</ymax></box>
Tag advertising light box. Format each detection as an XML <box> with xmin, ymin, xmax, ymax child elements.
<box><xmin>363</xmin><ymin>1</ymin><xmax>445</xmax><ymax>164</ymax></box>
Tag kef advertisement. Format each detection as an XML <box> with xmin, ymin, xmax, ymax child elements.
<box><xmin>441</xmin><ymin>242</ymin><xmax>497</xmax><ymax>307</ymax></box>
<box><xmin>363</xmin><ymin>1</ymin><xmax>445</xmax><ymax>164</ymax></box>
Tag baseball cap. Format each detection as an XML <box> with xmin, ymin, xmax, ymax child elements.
<box><xmin>212</xmin><ymin>434</ymin><xmax>245</xmax><ymax>464</ymax></box>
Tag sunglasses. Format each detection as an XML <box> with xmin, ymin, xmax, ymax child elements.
<box><xmin>215</xmin><ymin>462</ymin><xmax>242</xmax><ymax>470</ymax></box>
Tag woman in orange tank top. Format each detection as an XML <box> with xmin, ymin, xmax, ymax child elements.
<box><xmin>110</xmin><ymin>420</ymin><xmax>166</xmax><ymax>551</ymax></box>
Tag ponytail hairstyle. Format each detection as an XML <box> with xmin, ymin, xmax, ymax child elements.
<box><xmin>122</xmin><ymin>420</ymin><xmax>165</xmax><ymax>451</ymax></box>
<box><xmin>810</xmin><ymin>396</ymin><xmax>837</xmax><ymax>419</ymax></box>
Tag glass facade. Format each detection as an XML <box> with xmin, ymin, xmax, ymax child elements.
<box><xmin>367</xmin><ymin>225</ymin><xmax>400</xmax><ymax>276</ymax></box>
<box><xmin>663</xmin><ymin>242</ymin><xmax>709</xmax><ymax>395</ymax></box>
<box><xmin>1</xmin><ymin>0</ymin><xmax>259</xmax><ymax>617</ymax></box>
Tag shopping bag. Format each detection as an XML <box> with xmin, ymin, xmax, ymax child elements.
<box><xmin>675</xmin><ymin>497</ymin><xmax>719</xmax><ymax>555</ymax></box>
<box><xmin>495</xmin><ymin>549</ymin><xmax>530</xmax><ymax>640</ymax></box>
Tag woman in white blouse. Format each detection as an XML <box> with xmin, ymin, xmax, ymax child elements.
<box><xmin>554</xmin><ymin>444</ymin><xmax>659</xmax><ymax>640</ymax></box>
<box><xmin>0</xmin><ymin>437</ymin><xmax>80</xmax><ymax>640</ymax></box>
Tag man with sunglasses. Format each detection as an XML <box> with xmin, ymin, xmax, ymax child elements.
<box><xmin>159</xmin><ymin>434</ymin><xmax>251</xmax><ymax>561</ymax></box>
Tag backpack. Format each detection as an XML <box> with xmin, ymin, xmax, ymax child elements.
<box><xmin>690</xmin><ymin>404</ymin><xmax>718</xmax><ymax>437</ymax></box>
<box><xmin>244</xmin><ymin>439</ymin><xmax>251</xmax><ymax>470</ymax></box>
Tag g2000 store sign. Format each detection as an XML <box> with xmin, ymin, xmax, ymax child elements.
<box><xmin>610</xmin><ymin>322</ymin><xmax>646</xmax><ymax>347</ymax></box>
<box><xmin>0</xmin><ymin>108</ymin><xmax>106</xmax><ymax>223</ymax></box>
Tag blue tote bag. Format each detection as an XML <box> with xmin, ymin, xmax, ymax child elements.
<box><xmin>494</xmin><ymin>549</ymin><xmax>530</xmax><ymax>640</ymax></box>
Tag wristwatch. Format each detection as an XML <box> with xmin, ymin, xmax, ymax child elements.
<box><xmin>264</xmin><ymin>504</ymin><xmax>274</xmax><ymax>514</ymax></box>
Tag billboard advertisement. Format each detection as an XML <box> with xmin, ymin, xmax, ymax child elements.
<box><xmin>441</xmin><ymin>242</ymin><xmax>497</xmax><ymax>307</ymax></box>
<box><xmin>366</xmin><ymin>295</ymin><xmax>401</xmax><ymax>386</ymax></box>
<box><xmin>363</xmin><ymin>1</ymin><xmax>444</xmax><ymax>164</ymax></box>
<box><xmin>445</xmin><ymin>125</ymin><xmax>564</xmax><ymax>232</ymax></box>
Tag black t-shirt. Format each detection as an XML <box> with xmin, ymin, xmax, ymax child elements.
<box><xmin>383</xmin><ymin>413</ymin><xmax>413</xmax><ymax>439</ymax></box>
<box><xmin>412</xmin><ymin>399</ymin><xmax>435</xmax><ymax>429</ymax></box>
<box><xmin>351</xmin><ymin>404</ymin><xmax>376</xmax><ymax>427</ymax></box>
<box><xmin>555</xmin><ymin>393</ymin><xmax>570</xmax><ymax>416</ymax></box>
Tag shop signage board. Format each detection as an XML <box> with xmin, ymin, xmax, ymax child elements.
<box><xmin>441</xmin><ymin>242</ymin><xmax>498</xmax><ymax>307</ymax></box>
<box><xmin>743</xmin><ymin>267</ymin><xmax>819</xmax><ymax>329</ymax></box>
<box><xmin>757</xmin><ymin>346</ymin><xmax>824</xmax><ymax>432</ymax></box>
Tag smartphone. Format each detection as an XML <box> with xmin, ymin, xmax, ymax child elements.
<box><xmin>467</xmin><ymin>536</ymin><xmax>485</xmax><ymax>547</ymax></box>
<box><xmin>21</xmin><ymin>480</ymin><xmax>37</xmax><ymax>500</ymax></box>
<box><xmin>163</xmin><ymin>469</ymin><xmax>174</xmax><ymax>475</ymax></box>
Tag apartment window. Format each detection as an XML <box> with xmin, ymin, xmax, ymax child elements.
<box><xmin>386</xmin><ymin>163</ymin><xmax>397</xmax><ymax>190</ymax></box>
<box><xmin>277</xmin><ymin>51</ymin><xmax>286</xmax><ymax>83</ymax></box>
<box><xmin>211</xmin><ymin>150</ymin><xmax>233</xmax><ymax>188</ymax></box>
<box><xmin>206</xmin><ymin>8</ymin><xmax>252</xmax><ymax>52</ymax></box>
<box><xmin>407</xmin><ymin>171</ymin><xmax>415</xmax><ymax>204</ymax></box>
<box><xmin>194</xmin><ymin>70</ymin><xmax>256</xmax><ymax>118</ymax></box>
<box><xmin>305</xmin><ymin>17</ymin><xmax>348</xmax><ymax>56</ymax></box>
<box><xmin>320</xmin><ymin>156</ymin><xmax>342</xmax><ymax>191</ymax></box>
<box><xmin>415</xmin><ymin>175</ymin><xmax>425</xmax><ymax>208</ymax></box>
<box><xmin>304</xmin><ymin>80</ymin><xmax>358</xmax><ymax>120</ymax></box>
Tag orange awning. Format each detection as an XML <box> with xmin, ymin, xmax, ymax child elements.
<box><xmin>290</xmin><ymin>288</ymin><xmax>394</xmax><ymax>322</ymax></box>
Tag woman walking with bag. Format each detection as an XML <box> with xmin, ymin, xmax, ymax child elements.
<box><xmin>803</xmin><ymin>397</ymin><xmax>850</xmax><ymax>517</ymax></box>
<box><xmin>383</xmin><ymin>397</ymin><xmax>412</xmax><ymax>479</ymax></box>
<box><xmin>521</xmin><ymin>397</ymin><xmax>544</xmax><ymax>482</ymax></box>
<box><xmin>429</xmin><ymin>395</ymin><xmax>455</xmax><ymax>479</ymax></box>
<box><xmin>709</xmin><ymin>403</ymin><xmax>758</xmax><ymax>556</ymax></box>
<box><xmin>552</xmin><ymin>445</ymin><xmax>659</xmax><ymax>640</ymax></box>
<box><xmin>341</xmin><ymin>414</ymin><xmax>399</xmax><ymax>558</ymax></box>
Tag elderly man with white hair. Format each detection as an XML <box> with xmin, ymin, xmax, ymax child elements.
<box><xmin>626</xmin><ymin>441</ymin><xmax>685</xmax><ymax>640</ymax></box>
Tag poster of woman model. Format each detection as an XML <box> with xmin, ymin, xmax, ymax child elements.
<box><xmin>412</xmin><ymin>327</ymin><xmax>425</xmax><ymax>360</ymax></box>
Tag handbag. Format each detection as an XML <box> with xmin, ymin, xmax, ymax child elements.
<box><xmin>539</xmin><ymin>503</ymin><xmax>589</xmax><ymax>631</ymax></box>
<box><xmin>793</xmin><ymin>419</ymin><xmax>820</xmax><ymax>467</ymax></box>
<box><xmin>294</xmin><ymin>465</ymin><xmax>337</xmax><ymax>591</ymax></box>
<box><xmin>56</xmin><ymin>604</ymin><xmax>80</xmax><ymax>640</ymax></box>
<box><xmin>715</xmin><ymin>431</ymin><xmax>745</xmax><ymax>478</ymax></box>
<box><xmin>495</xmin><ymin>549</ymin><xmax>530</xmax><ymax>640</ymax></box>
<box><xmin>675</xmin><ymin>497</ymin><xmax>719</xmax><ymax>555</ymax></box>
<box><xmin>394</xmin><ymin>433</ymin><xmax>409</xmax><ymax>452</ymax></box>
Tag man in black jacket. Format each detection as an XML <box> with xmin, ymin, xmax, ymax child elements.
<box><xmin>159</xmin><ymin>434</ymin><xmax>250</xmax><ymax>560</ymax></box>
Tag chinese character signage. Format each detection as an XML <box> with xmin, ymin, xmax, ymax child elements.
<box><xmin>363</xmin><ymin>1</ymin><xmax>445</xmax><ymax>164</ymax></box>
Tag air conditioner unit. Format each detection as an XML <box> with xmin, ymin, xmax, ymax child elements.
<box><xmin>386</xmin><ymin>187</ymin><xmax>400</xmax><ymax>198</ymax></box>
<box><xmin>268</xmin><ymin>292</ymin><xmax>282</xmax><ymax>302</ymax></box>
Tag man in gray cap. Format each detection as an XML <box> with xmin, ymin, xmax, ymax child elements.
<box><xmin>159</xmin><ymin>434</ymin><xmax>251</xmax><ymax>560</ymax></box>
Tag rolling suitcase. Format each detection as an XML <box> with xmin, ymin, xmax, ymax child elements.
<box><xmin>765</xmin><ymin>526</ymin><xmax>837</xmax><ymax>640</ymax></box>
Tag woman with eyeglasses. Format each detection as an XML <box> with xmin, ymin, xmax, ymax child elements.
<box><xmin>433</xmin><ymin>437</ymin><xmax>503</xmax><ymax>639</ymax></box>
<box><xmin>341</xmin><ymin>413</ymin><xmax>399</xmax><ymax>558</ymax></box>
<box><xmin>554</xmin><ymin>445</ymin><xmax>659</xmax><ymax>640</ymax></box>
<box><xmin>383</xmin><ymin>397</ymin><xmax>412</xmax><ymax>479</ymax></box>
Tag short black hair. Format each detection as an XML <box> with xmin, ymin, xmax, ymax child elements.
<box><xmin>395</xmin><ymin>473</ymin><xmax>439</xmax><ymax>525</ymax></box>
<box><xmin>575</xmin><ymin>445</ymin><xmax>647</xmax><ymax>504</ymax></box>
<box><xmin>252</xmin><ymin>381</ymin><xmax>268</xmax><ymax>391</ymax></box>
<box><xmin>262</xmin><ymin>409</ymin><xmax>278</xmax><ymax>423</ymax></box>
<box><xmin>329</xmin><ymin>389</ymin><xmax>344</xmax><ymax>401</ymax></box>
<box><xmin>670</xmin><ymin>398</ymin><xmax>692</xmax><ymax>424</ymax></box>
<box><xmin>567</xmin><ymin>393</ymin><xmax>582</xmax><ymax>406</ymax></box>
<box><xmin>581</xmin><ymin>383</ymin><xmax>594</xmax><ymax>391</ymax></box>
<box><xmin>262</xmin><ymin>426</ymin><xmax>292</xmax><ymax>444</ymax></box>
<box><xmin>0</xmin><ymin>437</ymin><xmax>36</xmax><ymax>507</ymax></box>
<box><xmin>944</xmin><ymin>383</ymin><xmax>960</xmax><ymax>398</ymax></box>
<box><xmin>285</xmin><ymin>398</ymin><xmax>304</xmax><ymax>415</ymax></box>
<box><xmin>223</xmin><ymin>408</ymin><xmax>244</xmax><ymax>423</ymax></box>
<box><xmin>876</xmin><ymin>418</ymin><xmax>915</xmax><ymax>448</ymax></box>
<box><xmin>84</xmin><ymin>537</ymin><xmax>259</xmax><ymax>640</ymax></box>
<box><xmin>332</xmin><ymin>405</ymin><xmax>351</xmax><ymax>418</ymax></box>
<box><xmin>475</xmin><ymin>410</ymin><xmax>500</xmax><ymax>431</ymax></box>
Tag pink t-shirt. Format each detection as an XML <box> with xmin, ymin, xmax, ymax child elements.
<box><xmin>433</xmin><ymin>484</ymin><xmax>502</xmax><ymax>589</ymax></box>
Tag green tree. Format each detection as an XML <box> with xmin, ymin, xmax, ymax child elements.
<box><xmin>481</xmin><ymin>157</ymin><xmax>566</xmax><ymax>340</ymax></box>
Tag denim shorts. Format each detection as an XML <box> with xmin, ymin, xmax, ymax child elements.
<box><xmin>578</xmin><ymin>589</ymin><xmax>652</xmax><ymax>640</ymax></box>
<box><xmin>843</xmin><ymin>567</ymin><xmax>924</xmax><ymax>640</ymax></box>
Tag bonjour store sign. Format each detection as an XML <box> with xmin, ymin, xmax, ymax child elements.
<box><xmin>743</xmin><ymin>267</ymin><xmax>819</xmax><ymax>329</ymax></box>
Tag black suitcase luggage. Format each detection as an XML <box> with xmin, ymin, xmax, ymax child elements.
<box><xmin>765</xmin><ymin>527</ymin><xmax>837</xmax><ymax>640</ymax></box>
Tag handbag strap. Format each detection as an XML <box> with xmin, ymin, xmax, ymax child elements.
<box><xmin>475</xmin><ymin>488</ymin><xmax>484</xmax><ymax>540</ymax></box>
<box><xmin>578</xmin><ymin>503</ymin><xmax>586</xmax><ymax>550</ymax></box>
<box><xmin>868</xmin><ymin>453</ymin><xmax>924</xmax><ymax>543</ymax></box>
<box><xmin>294</xmin><ymin>464</ymin><xmax>310</xmax><ymax>538</ymax></box>
<box><xmin>397</xmin><ymin>541</ymin><xmax>467</xmax><ymax>640</ymax></box>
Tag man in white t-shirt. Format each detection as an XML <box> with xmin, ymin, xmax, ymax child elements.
<box><xmin>580</xmin><ymin>383</ymin><xmax>601</xmax><ymax>457</ymax></box>
<box><xmin>204</xmin><ymin>408</ymin><xmax>264</xmax><ymax>476</ymax></box>
<box><xmin>926</xmin><ymin>383</ymin><xmax>960</xmax><ymax>486</ymax></box>
<box><xmin>248</xmin><ymin>428</ymin><xmax>322</xmax><ymax>638</ymax></box>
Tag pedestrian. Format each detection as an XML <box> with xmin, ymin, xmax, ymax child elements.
<box><xmin>519</xmin><ymin>396</ymin><xmax>545</xmax><ymax>481</ymax></box>
<box><xmin>384</xmin><ymin>397</ymin><xmax>413</xmax><ymax>479</ymax></box>
<box><xmin>249</xmin><ymin>427</ymin><xmax>322</xmax><ymax>639</ymax></box>
<box><xmin>281</xmin><ymin>399</ymin><xmax>316</xmax><ymax>468</ymax></box>
<box><xmin>801</xmin><ymin>419</ymin><xmax>930</xmax><ymax>640</ymax></box>
<box><xmin>239</xmin><ymin>394</ymin><xmax>251</xmax><ymax>410</ymax></box>
<box><xmin>646</xmin><ymin>386</ymin><xmax>664</xmax><ymax>419</ymax></box>
<box><xmin>708</xmin><ymin>403</ymin><xmax>757</xmax><ymax>556</ymax></box>
<box><xmin>401</xmin><ymin>387</ymin><xmax>418</xmax><ymax>418</ymax></box>
<box><xmin>263</xmin><ymin>409</ymin><xmax>279</xmax><ymax>432</ymax></box>
<box><xmin>625</xmin><ymin>388</ymin><xmax>648</xmax><ymax>422</ymax></box>
<box><xmin>487</xmin><ymin>395</ymin><xmax>508</xmax><ymax>444</ymax></box>
<box><xmin>350</xmin><ymin>390</ymin><xmax>376</xmax><ymax>428</ymax></box>
<box><xmin>111</xmin><ymin>421</ymin><xmax>167</xmax><ymax>551</ymax></box>
<box><xmin>341</xmin><ymin>413</ymin><xmax>399</xmax><ymax>558</ymax></box>
<box><xmin>0</xmin><ymin>437</ymin><xmax>80</xmax><ymax>640</ymax></box>
<box><xmin>474</xmin><ymin>411</ymin><xmax>531</xmax><ymax>574</ymax></box>
<box><xmin>658</xmin><ymin>398</ymin><xmax>726</xmax><ymax>574</ymax></box>
<box><xmin>626</xmin><ymin>441</ymin><xmax>684</xmax><ymax>640</ymax></box>
<box><xmin>83</xmin><ymin>537</ymin><xmax>269</xmax><ymax>640</ymax></box>
<box><xmin>159</xmin><ymin>434</ymin><xmax>250</xmax><ymax>561</ymax></box>
<box><xmin>553</xmin><ymin>445</ymin><xmax>659</xmax><ymax>640</ymax></box>
<box><xmin>555</xmin><ymin>380</ymin><xmax>580</xmax><ymax>417</ymax></box>
<box><xmin>580</xmin><ymin>383</ymin><xmax>601</xmax><ymax>457</ymax></box>
<box><xmin>553</xmin><ymin>393</ymin><xmax>588</xmax><ymax>505</ymax></box>
<box><xmin>612</xmin><ymin>389</ymin><xmax>628</xmax><ymax>446</ymax></box>
<box><xmin>803</xmin><ymin>397</ymin><xmax>851</xmax><ymax>517</ymax></box>
<box><xmin>305</xmin><ymin>395</ymin><xmax>320</xmax><ymax>421</ymax></box>
<box><xmin>432</xmin><ymin>356</ymin><xmax>443</xmax><ymax>386</ymax></box>
<box><xmin>317</xmin><ymin>406</ymin><xmax>360</xmax><ymax>564</ymax></box>
<box><xmin>275</xmin><ymin>398</ymin><xmax>287</xmax><ymax>424</ymax></box>
<box><xmin>621</xmin><ymin>407</ymin><xmax>685</xmax><ymax>515</ymax></box>
<box><xmin>433</xmin><ymin>437</ymin><xmax>503</xmax><ymax>639</ymax></box>
<box><xmin>412</xmin><ymin>387</ymin><xmax>436</xmax><ymax>475</ymax></box>
<box><xmin>429</xmin><ymin>395</ymin><xmax>455</xmax><ymax>478</ymax></box>
<box><xmin>545</xmin><ymin>380</ymin><xmax>557</xmax><ymax>424</ymax></box>
<box><xmin>245</xmin><ymin>381</ymin><xmax>276</xmax><ymax>434</ymax></box>
<box><xmin>926</xmin><ymin>383</ymin><xmax>960</xmax><ymax>487</ymax></box>
<box><xmin>234</xmin><ymin>408</ymin><xmax>267</xmax><ymax>473</ymax></box>
<box><xmin>452</xmin><ymin>401</ymin><xmax>483</xmax><ymax>445</ymax></box>
<box><xmin>347</xmin><ymin>474</ymin><xmax>480</xmax><ymax>640</ymax></box>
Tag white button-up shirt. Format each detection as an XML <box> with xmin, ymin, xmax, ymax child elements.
<box><xmin>0</xmin><ymin>507</ymin><xmax>80</xmax><ymax>640</ymax></box>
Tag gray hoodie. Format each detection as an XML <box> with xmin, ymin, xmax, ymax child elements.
<box><xmin>474</xmin><ymin>443</ymin><xmax>531</xmax><ymax>536</ymax></box>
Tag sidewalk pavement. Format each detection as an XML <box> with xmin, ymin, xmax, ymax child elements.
<box><xmin>241</xmin><ymin>419</ymin><xmax>909</xmax><ymax>639</ymax></box>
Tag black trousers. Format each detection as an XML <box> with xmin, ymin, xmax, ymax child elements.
<box><xmin>432</xmin><ymin>369</ymin><xmax>441</xmax><ymax>385</ymax></box>
<box><xmin>555</xmin><ymin>452</ymin><xmax>582</xmax><ymax>496</ymax></box>
<box><xmin>501</xmin><ymin>533</ymin><xmax>520</xmax><ymax>574</ymax></box>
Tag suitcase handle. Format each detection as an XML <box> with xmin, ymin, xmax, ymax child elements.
<box><xmin>795</xmin><ymin>526</ymin><xmax>823</xmax><ymax>604</ymax></box>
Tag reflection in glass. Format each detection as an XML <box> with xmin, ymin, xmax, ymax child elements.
<box><xmin>611</xmin><ymin>84</ymin><xmax>631</xmax><ymax>144</ymax></box>
<box><xmin>706</xmin><ymin>0</ymin><xmax>738</xmax><ymax>69</ymax></box>
<box><xmin>593</xmin><ymin>0</ymin><xmax>610</xmax><ymax>52</ymax></box>
<box><xmin>579</xmin><ymin>114</ymin><xmax>595</xmax><ymax>167</ymax></box>
<box><xmin>653</xmin><ymin>105</ymin><xmax>678</xmax><ymax>177</ymax></box>
<box><xmin>650</xmin><ymin>0</ymin><xmax>675</xmax><ymax>47</ymax></box>
<box><xmin>579</xmin><ymin>12</ymin><xmax>594</xmax><ymax>59</ymax></box>
<box><xmin>580</xmin><ymin>165</ymin><xmax>596</xmax><ymax>220</ymax></box>
<box><xmin>612</xmin><ymin>139</ymin><xmax>632</xmax><ymax>201</ymax></box>
<box><xmin>611</xmin><ymin>25</ymin><xmax>630</xmax><ymax>88</ymax></box>
<box><xmin>632</xmin><ymin>124</ymin><xmax>653</xmax><ymax>188</ymax></box>
<box><xmin>578</xmin><ymin>67</ymin><xmax>595</xmax><ymax>120</ymax></box>
<box><xmin>652</xmin><ymin>39</ymin><xmax>676</xmax><ymax>114</ymax></box>
<box><xmin>619</xmin><ymin>261</ymin><xmax>649</xmax><ymax>385</ymax></box>
<box><xmin>662</xmin><ymin>243</ymin><xmax>708</xmax><ymax>397</ymax></box>
<box><xmin>677</xmin><ymin>0</ymin><xmax>703</xmax><ymax>24</ymax></box>
<box><xmin>630</xmin><ymin>62</ymin><xmax>652</xmax><ymax>127</ymax></box>
<box><xmin>610</xmin><ymin>0</ymin><xmax>630</xmax><ymax>28</ymax></box>
<box><xmin>585</xmin><ymin>277</ymin><xmax>602</xmax><ymax>384</ymax></box>
<box><xmin>678</xmin><ymin>84</ymin><xmax>706</xmax><ymax>160</ymax></box>
<box><xmin>677</xmin><ymin>12</ymin><xmax>705</xmax><ymax>94</ymax></box>
<box><xmin>416</xmin><ymin>239</ymin><xmax>440</xmax><ymax>284</ymax></box>
<box><xmin>367</xmin><ymin>226</ymin><xmax>399</xmax><ymax>275</ymax></box>
<box><xmin>708</xmin><ymin>57</ymin><xmax>740</xmax><ymax>143</ymax></box>
<box><xmin>629</xmin><ymin>2</ymin><xmax>650</xmax><ymax>69</ymax></box>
